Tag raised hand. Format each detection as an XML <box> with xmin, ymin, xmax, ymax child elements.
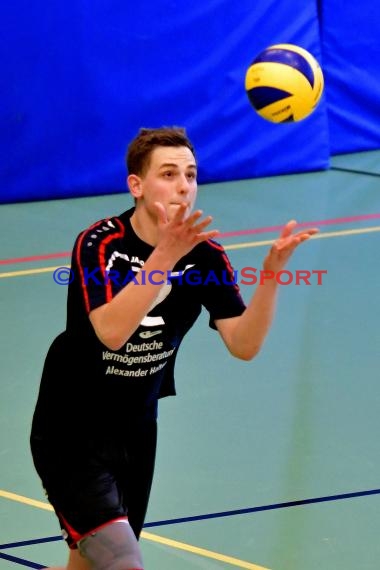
<box><xmin>263</xmin><ymin>220</ymin><xmax>319</xmax><ymax>273</ymax></box>
<box><xmin>154</xmin><ymin>201</ymin><xmax>219</xmax><ymax>262</ymax></box>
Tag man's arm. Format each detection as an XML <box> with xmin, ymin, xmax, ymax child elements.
<box><xmin>215</xmin><ymin>220</ymin><xmax>318</xmax><ymax>360</ymax></box>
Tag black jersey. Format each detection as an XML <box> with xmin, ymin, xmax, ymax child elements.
<box><xmin>31</xmin><ymin>208</ymin><xmax>245</xmax><ymax>442</ymax></box>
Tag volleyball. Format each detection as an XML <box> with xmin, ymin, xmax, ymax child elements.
<box><xmin>245</xmin><ymin>44</ymin><xmax>324</xmax><ymax>123</ymax></box>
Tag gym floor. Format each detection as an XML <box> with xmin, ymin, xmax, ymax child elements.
<box><xmin>1</xmin><ymin>150</ymin><xmax>379</xmax><ymax>570</ymax></box>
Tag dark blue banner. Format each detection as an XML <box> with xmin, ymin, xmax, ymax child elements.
<box><xmin>320</xmin><ymin>1</ymin><xmax>380</xmax><ymax>154</ymax></box>
<box><xmin>1</xmin><ymin>1</ymin><xmax>334</xmax><ymax>203</ymax></box>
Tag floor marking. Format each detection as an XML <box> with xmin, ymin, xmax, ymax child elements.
<box><xmin>144</xmin><ymin>488</ymin><xmax>380</xmax><ymax>528</ymax></box>
<box><xmin>0</xmin><ymin>490</ymin><xmax>53</xmax><ymax>511</ymax></box>
<box><xmin>0</xmin><ymin>225</ymin><xmax>379</xmax><ymax>280</ymax></box>
<box><xmin>2</xmin><ymin>485</ymin><xmax>380</xmax><ymax>564</ymax></box>
<box><xmin>331</xmin><ymin>166</ymin><xmax>380</xmax><ymax>178</ymax></box>
<box><xmin>0</xmin><ymin>490</ymin><xmax>270</xmax><ymax>570</ymax></box>
<box><xmin>219</xmin><ymin>212</ymin><xmax>380</xmax><ymax>238</ymax></box>
<box><xmin>140</xmin><ymin>531</ymin><xmax>270</xmax><ymax>570</ymax></box>
<box><xmin>224</xmin><ymin>225</ymin><xmax>380</xmax><ymax>251</ymax></box>
<box><xmin>0</xmin><ymin>552</ymin><xmax>44</xmax><ymax>569</ymax></box>
<box><xmin>0</xmin><ymin>252</ymin><xmax>71</xmax><ymax>266</ymax></box>
<box><xmin>0</xmin><ymin>266</ymin><xmax>67</xmax><ymax>279</ymax></box>
<box><xmin>1</xmin><ymin>213</ymin><xmax>380</xmax><ymax>267</ymax></box>
<box><xmin>0</xmin><ymin>537</ymin><xmax>62</xmax><ymax>550</ymax></box>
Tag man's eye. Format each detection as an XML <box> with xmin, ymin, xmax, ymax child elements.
<box><xmin>187</xmin><ymin>172</ymin><xmax>196</xmax><ymax>179</ymax></box>
<box><xmin>163</xmin><ymin>171</ymin><xmax>173</xmax><ymax>177</ymax></box>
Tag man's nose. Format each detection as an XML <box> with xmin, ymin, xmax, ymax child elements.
<box><xmin>177</xmin><ymin>174</ymin><xmax>190</xmax><ymax>194</ymax></box>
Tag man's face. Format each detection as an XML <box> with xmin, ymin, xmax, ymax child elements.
<box><xmin>137</xmin><ymin>146</ymin><xmax>198</xmax><ymax>220</ymax></box>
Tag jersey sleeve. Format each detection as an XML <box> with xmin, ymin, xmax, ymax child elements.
<box><xmin>71</xmin><ymin>217</ymin><xmax>125</xmax><ymax>313</ymax></box>
<box><xmin>200</xmin><ymin>241</ymin><xmax>246</xmax><ymax>329</ymax></box>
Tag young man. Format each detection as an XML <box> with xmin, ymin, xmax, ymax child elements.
<box><xmin>30</xmin><ymin>127</ymin><xmax>318</xmax><ymax>570</ymax></box>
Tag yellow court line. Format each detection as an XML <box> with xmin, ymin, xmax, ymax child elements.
<box><xmin>224</xmin><ymin>225</ymin><xmax>380</xmax><ymax>250</ymax></box>
<box><xmin>0</xmin><ymin>489</ymin><xmax>270</xmax><ymax>570</ymax></box>
<box><xmin>0</xmin><ymin>489</ymin><xmax>53</xmax><ymax>511</ymax></box>
<box><xmin>0</xmin><ymin>265</ymin><xmax>69</xmax><ymax>279</ymax></box>
<box><xmin>141</xmin><ymin>530</ymin><xmax>270</xmax><ymax>570</ymax></box>
<box><xmin>1</xmin><ymin>225</ymin><xmax>379</xmax><ymax>279</ymax></box>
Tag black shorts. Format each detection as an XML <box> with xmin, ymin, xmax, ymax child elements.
<box><xmin>30</xmin><ymin>421</ymin><xmax>157</xmax><ymax>548</ymax></box>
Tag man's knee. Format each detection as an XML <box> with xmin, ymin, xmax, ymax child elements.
<box><xmin>78</xmin><ymin>518</ymin><xmax>143</xmax><ymax>570</ymax></box>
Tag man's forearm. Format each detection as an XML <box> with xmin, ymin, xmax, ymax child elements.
<box><xmin>229</xmin><ymin>279</ymin><xmax>279</xmax><ymax>360</ymax></box>
<box><xmin>89</xmin><ymin>248</ymin><xmax>177</xmax><ymax>350</ymax></box>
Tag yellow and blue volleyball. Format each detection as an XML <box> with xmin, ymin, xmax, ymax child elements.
<box><xmin>245</xmin><ymin>44</ymin><xmax>324</xmax><ymax>123</ymax></box>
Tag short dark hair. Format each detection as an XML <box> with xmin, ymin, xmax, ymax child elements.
<box><xmin>126</xmin><ymin>127</ymin><xmax>196</xmax><ymax>176</ymax></box>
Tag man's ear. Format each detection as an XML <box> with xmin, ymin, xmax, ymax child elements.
<box><xmin>127</xmin><ymin>174</ymin><xmax>143</xmax><ymax>199</ymax></box>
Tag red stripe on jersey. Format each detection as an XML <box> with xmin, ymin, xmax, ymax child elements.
<box><xmin>75</xmin><ymin>227</ymin><xmax>97</xmax><ymax>313</ymax></box>
<box><xmin>98</xmin><ymin>218</ymin><xmax>125</xmax><ymax>304</ymax></box>
<box><xmin>76</xmin><ymin>219</ymin><xmax>124</xmax><ymax>313</ymax></box>
<box><xmin>207</xmin><ymin>240</ymin><xmax>240</xmax><ymax>292</ymax></box>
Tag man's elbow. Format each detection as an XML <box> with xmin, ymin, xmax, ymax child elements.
<box><xmin>230</xmin><ymin>344</ymin><xmax>261</xmax><ymax>361</ymax></box>
<box><xmin>95</xmin><ymin>330</ymin><xmax>125</xmax><ymax>351</ymax></box>
<box><xmin>91</xmin><ymin>321</ymin><xmax>126</xmax><ymax>351</ymax></box>
<box><xmin>104</xmin><ymin>338</ymin><xmax>126</xmax><ymax>351</ymax></box>
<box><xmin>90</xmin><ymin>308</ymin><xmax>127</xmax><ymax>351</ymax></box>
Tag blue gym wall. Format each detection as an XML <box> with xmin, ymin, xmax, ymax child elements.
<box><xmin>2</xmin><ymin>1</ymin><xmax>380</xmax><ymax>203</ymax></box>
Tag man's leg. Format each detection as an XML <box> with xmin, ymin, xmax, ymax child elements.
<box><xmin>45</xmin><ymin>519</ymin><xmax>143</xmax><ymax>570</ymax></box>
<box><xmin>78</xmin><ymin>518</ymin><xmax>143</xmax><ymax>570</ymax></box>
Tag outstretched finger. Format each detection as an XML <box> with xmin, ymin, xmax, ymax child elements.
<box><xmin>276</xmin><ymin>227</ymin><xmax>319</xmax><ymax>249</ymax></box>
<box><xmin>183</xmin><ymin>209</ymin><xmax>204</xmax><ymax>226</ymax></box>
<box><xmin>154</xmin><ymin>201</ymin><xmax>168</xmax><ymax>225</ymax></box>
<box><xmin>295</xmin><ymin>228</ymin><xmax>319</xmax><ymax>238</ymax></box>
<box><xmin>170</xmin><ymin>202</ymin><xmax>189</xmax><ymax>223</ymax></box>
<box><xmin>278</xmin><ymin>230</ymin><xmax>319</xmax><ymax>251</ymax></box>
<box><xmin>192</xmin><ymin>215</ymin><xmax>214</xmax><ymax>233</ymax></box>
<box><xmin>193</xmin><ymin>229</ymin><xmax>220</xmax><ymax>244</ymax></box>
<box><xmin>279</xmin><ymin>220</ymin><xmax>298</xmax><ymax>239</ymax></box>
<box><xmin>298</xmin><ymin>233</ymin><xmax>315</xmax><ymax>243</ymax></box>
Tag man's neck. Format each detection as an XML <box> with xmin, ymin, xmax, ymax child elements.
<box><xmin>130</xmin><ymin>207</ymin><xmax>158</xmax><ymax>247</ymax></box>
